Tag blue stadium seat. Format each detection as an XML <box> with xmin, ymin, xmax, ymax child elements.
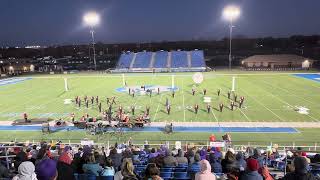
<box><xmin>117</xmin><ymin>52</ymin><xmax>134</xmax><ymax>68</ymax></box>
<box><xmin>276</xmin><ymin>161</ymin><xmax>286</xmax><ymax>171</ymax></box>
<box><xmin>100</xmin><ymin>176</ymin><xmax>114</xmax><ymax>180</ymax></box>
<box><xmin>132</xmin><ymin>52</ymin><xmax>152</xmax><ymax>68</ymax></box>
<box><xmin>190</xmin><ymin>50</ymin><xmax>205</xmax><ymax>67</ymax></box>
<box><xmin>75</xmin><ymin>174</ymin><xmax>97</xmax><ymax>180</ymax></box>
<box><xmin>154</xmin><ymin>51</ymin><xmax>168</xmax><ymax>68</ymax></box>
<box><xmin>174</xmin><ymin>172</ymin><xmax>190</xmax><ymax>180</ymax></box>
<box><xmin>174</xmin><ymin>167</ymin><xmax>187</xmax><ymax>172</ymax></box>
<box><xmin>161</xmin><ymin>167</ymin><xmax>173</xmax><ymax>172</ymax></box>
<box><xmin>160</xmin><ymin>172</ymin><xmax>173</xmax><ymax>180</ymax></box>
<box><xmin>171</xmin><ymin>51</ymin><xmax>188</xmax><ymax>68</ymax></box>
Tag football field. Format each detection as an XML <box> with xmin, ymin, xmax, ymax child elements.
<box><xmin>0</xmin><ymin>72</ymin><xmax>320</xmax><ymax>123</ymax></box>
<box><xmin>1</xmin><ymin>71</ymin><xmax>320</xmax><ymax>145</ymax></box>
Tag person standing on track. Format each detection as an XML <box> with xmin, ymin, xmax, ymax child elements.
<box><xmin>98</xmin><ymin>102</ymin><xmax>102</xmax><ymax>113</ymax></box>
<box><xmin>219</xmin><ymin>103</ymin><xmax>224</xmax><ymax>112</ymax></box>
<box><xmin>217</xmin><ymin>89</ymin><xmax>221</xmax><ymax>96</ymax></box>
<box><xmin>230</xmin><ymin>101</ymin><xmax>235</xmax><ymax>111</ymax></box>
<box><xmin>207</xmin><ymin>103</ymin><xmax>211</xmax><ymax>113</ymax></box>
<box><xmin>166</xmin><ymin>104</ymin><xmax>171</xmax><ymax>115</ymax></box>
<box><xmin>131</xmin><ymin>105</ymin><xmax>135</xmax><ymax>115</ymax></box>
<box><xmin>194</xmin><ymin>104</ymin><xmax>199</xmax><ymax>114</ymax></box>
<box><xmin>146</xmin><ymin>106</ymin><xmax>150</xmax><ymax>115</ymax></box>
<box><xmin>157</xmin><ymin>87</ymin><xmax>160</xmax><ymax>95</ymax></box>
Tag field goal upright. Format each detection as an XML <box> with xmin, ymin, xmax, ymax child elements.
<box><xmin>231</xmin><ymin>76</ymin><xmax>236</xmax><ymax>92</ymax></box>
<box><xmin>64</xmin><ymin>78</ymin><xmax>69</xmax><ymax>91</ymax></box>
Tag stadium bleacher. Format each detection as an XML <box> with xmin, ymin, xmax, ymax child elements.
<box><xmin>113</xmin><ymin>50</ymin><xmax>206</xmax><ymax>72</ymax></box>
<box><xmin>171</xmin><ymin>51</ymin><xmax>188</xmax><ymax>68</ymax></box>
<box><xmin>153</xmin><ymin>51</ymin><xmax>169</xmax><ymax>68</ymax></box>
<box><xmin>190</xmin><ymin>50</ymin><xmax>206</xmax><ymax>67</ymax></box>
<box><xmin>132</xmin><ymin>51</ymin><xmax>153</xmax><ymax>68</ymax></box>
<box><xmin>116</xmin><ymin>52</ymin><xmax>134</xmax><ymax>69</ymax></box>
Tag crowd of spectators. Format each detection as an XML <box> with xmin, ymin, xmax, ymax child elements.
<box><xmin>0</xmin><ymin>141</ymin><xmax>319</xmax><ymax>180</ymax></box>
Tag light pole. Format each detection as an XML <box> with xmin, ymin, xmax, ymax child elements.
<box><xmin>83</xmin><ymin>12</ymin><xmax>100</xmax><ymax>70</ymax></box>
<box><xmin>223</xmin><ymin>5</ymin><xmax>240</xmax><ymax>70</ymax></box>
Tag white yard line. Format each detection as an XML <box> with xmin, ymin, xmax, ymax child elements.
<box><xmin>240</xmin><ymin>88</ymin><xmax>285</xmax><ymax>122</ymax></box>
<box><xmin>261</xmin><ymin>79</ymin><xmax>319</xmax><ymax>106</ymax></box>
<box><xmin>152</xmin><ymin>94</ymin><xmax>163</xmax><ymax>122</ymax></box>
<box><xmin>259</xmin><ymin>81</ymin><xmax>319</xmax><ymax>122</ymax></box>
<box><xmin>182</xmin><ymin>78</ymin><xmax>186</xmax><ymax>122</ymax></box>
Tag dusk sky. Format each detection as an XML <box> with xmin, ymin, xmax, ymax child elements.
<box><xmin>0</xmin><ymin>0</ymin><xmax>320</xmax><ymax>46</ymax></box>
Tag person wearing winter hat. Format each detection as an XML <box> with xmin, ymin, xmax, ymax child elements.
<box><xmin>57</xmin><ymin>152</ymin><xmax>75</xmax><ymax>180</ymax></box>
<box><xmin>12</xmin><ymin>161</ymin><xmax>38</xmax><ymax>180</ymax></box>
<box><xmin>35</xmin><ymin>159</ymin><xmax>58</xmax><ymax>180</ymax></box>
<box><xmin>195</xmin><ymin>159</ymin><xmax>216</xmax><ymax>180</ymax></box>
<box><xmin>240</xmin><ymin>158</ymin><xmax>263</xmax><ymax>180</ymax></box>
<box><xmin>282</xmin><ymin>156</ymin><xmax>316</xmax><ymax>180</ymax></box>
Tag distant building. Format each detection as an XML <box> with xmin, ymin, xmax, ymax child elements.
<box><xmin>241</xmin><ymin>54</ymin><xmax>315</xmax><ymax>69</ymax></box>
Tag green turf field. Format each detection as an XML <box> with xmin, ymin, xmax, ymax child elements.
<box><xmin>1</xmin><ymin>71</ymin><xmax>320</xmax><ymax>145</ymax></box>
<box><xmin>0</xmin><ymin>72</ymin><xmax>319</xmax><ymax>123</ymax></box>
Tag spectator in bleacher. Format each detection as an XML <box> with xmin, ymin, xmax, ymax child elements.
<box><xmin>209</xmin><ymin>153</ymin><xmax>222</xmax><ymax>173</ymax></box>
<box><xmin>251</xmin><ymin>149</ymin><xmax>264</xmax><ymax>169</ymax></box>
<box><xmin>101</xmin><ymin>157</ymin><xmax>115</xmax><ymax>176</ymax></box>
<box><xmin>120</xmin><ymin>159</ymin><xmax>138</xmax><ymax>180</ymax></box>
<box><xmin>260</xmin><ymin>166</ymin><xmax>274</xmax><ymax>180</ymax></box>
<box><xmin>221</xmin><ymin>150</ymin><xmax>236</xmax><ymax>173</ymax></box>
<box><xmin>311</xmin><ymin>154</ymin><xmax>320</xmax><ymax>163</ymax></box>
<box><xmin>12</xmin><ymin>161</ymin><xmax>37</xmax><ymax>180</ymax></box>
<box><xmin>148</xmin><ymin>148</ymin><xmax>159</xmax><ymax>159</ymax></box>
<box><xmin>301</xmin><ymin>152</ymin><xmax>311</xmax><ymax>164</ymax></box>
<box><xmin>235</xmin><ymin>152</ymin><xmax>247</xmax><ymax>171</ymax></box>
<box><xmin>74</xmin><ymin>147</ymin><xmax>83</xmax><ymax>159</ymax></box>
<box><xmin>82</xmin><ymin>153</ymin><xmax>103</xmax><ymax>176</ymax></box>
<box><xmin>188</xmin><ymin>153</ymin><xmax>201</xmax><ymax>179</ymax></box>
<box><xmin>240</xmin><ymin>158</ymin><xmax>263</xmax><ymax>180</ymax></box>
<box><xmin>212</xmin><ymin>147</ymin><xmax>222</xmax><ymax>160</ymax></box>
<box><xmin>35</xmin><ymin>159</ymin><xmax>58</xmax><ymax>180</ymax></box>
<box><xmin>176</xmin><ymin>149</ymin><xmax>188</xmax><ymax>165</ymax></box>
<box><xmin>195</xmin><ymin>159</ymin><xmax>216</xmax><ymax>180</ymax></box>
<box><xmin>199</xmin><ymin>148</ymin><xmax>207</xmax><ymax>160</ymax></box>
<box><xmin>143</xmin><ymin>163</ymin><xmax>163</xmax><ymax>180</ymax></box>
<box><xmin>281</xmin><ymin>156</ymin><xmax>317</xmax><ymax>180</ymax></box>
<box><xmin>0</xmin><ymin>163</ymin><xmax>10</xmax><ymax>179</ymax></box>
<box><xmin>30</xmin><ymin>145</ymin><xmax>39</xmax><ymax>163</ymax></box>
<box><xmin>186</xmin><ymin>148</ymin><xmax>196</xmax><ymax>165</ymax></box>
<box><xmin>14</xmin><ymin>147</ymin><xmax>28</xmax><ymax>170</ymax></box>
<box><xmin>35</xmin><ymin>144</ymin><xmax>51</xmax><ymax>165</ymax></box>
<box><xmin>163</xmin><ymin>150</ymin><xmax>178</xmax><ymax>167</ymax></box>
<box><xmin>114</xmin><ymin>158</ymin><xmax>132</xmax><ymax>180</ymax></box>
<box><xmin>109</xmin><ymin>148</ymin><xmax>122</xmax><ymax>171</ymax></box>
<box><xmin>57</xmin><ymin>152</ymin><xmax>75</xmax><ymax>180</ymax></box>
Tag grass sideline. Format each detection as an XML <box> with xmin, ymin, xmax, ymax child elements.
<box><xmin>0</xmin><ymin>128</ymin><xmax>320</xmax><ymax>146</ymax></box>
<box><xmin>0</xmin><ymin>71</ymin><xmax>320</xmax><ymax>144</ymax></box>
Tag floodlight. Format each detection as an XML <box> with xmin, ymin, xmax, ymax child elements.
<box><xmin>223</xmin><ymin>5</ymin><xmax>240</xmax><ymax>21</ymax></box>
<box><xmin>83</xmin><ymin>12</ymin><xmax>100</xmax><ymax>27</ymax></box>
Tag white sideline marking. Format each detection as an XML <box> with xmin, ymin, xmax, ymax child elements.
<box><xmin>260</xmin><ymin>80</ymin><xmax>319</xmax><ymax>122</ymax></box>
<box><xmin>153</xmin><ymin>94</ymin><xmax>163</xmax><ymax>122</ymax></box>
<box><xmin>182</xmin><ymin>78</ymin><xmax>186</xmax><ymax>122</ymax></box>
<box><xmin>241</xmin><ymin>88</ymin><xmax>285</xmax><ymax>122</ymax></box>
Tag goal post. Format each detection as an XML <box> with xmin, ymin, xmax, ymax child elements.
<box><xmin>64</xmin><ymin>78</ymin><xmax>69</xmax><ymax>91</ymax></box>
<box><xmin>231</xmin><ymin>76</ymin><xmax>236</xmax><ymax>92</ymax></box>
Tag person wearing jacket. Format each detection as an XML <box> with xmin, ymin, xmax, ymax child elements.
<box><xmin>57</xmin><ymin>152</ymin><xmax>75</xmax><ymax>180</ymax></box>
<box><xmin>240</xmin><ymin>158</ymin><xmax>263</xmax><ymax>180</ymax></box>
<box><xmin>281</xmin><ymin>156</ymin><xmax>317</xmax><ymax>180</ymax></box>
<box><xmin>209</xmin><ymin>153</ymin><xmax>222</xmax><ymax>173</ymax></box>
<box><xmin>12</xmin><ymin>161</ymin><xmax>38</xmax><ymax>180</ymax></box>
<box><xmin>235</xmin><ymin>152</ymin><xmax>247</xmax><ymax>171</ymax></box>
<box><xmin>195</xmin><ymin>159</ymin><xmax>216</xmax><ymax>180</ymax></box>
<box><xmin>82</xmin><ymin>153</ymin><xmax>103</xmax><ymax>176</ymax></box>
<box><xmin>176</xmin><ymin>149</ymin><xmax>188</xmax><ymax>165</ymax></box>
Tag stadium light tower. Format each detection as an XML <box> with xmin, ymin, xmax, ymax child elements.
<box><xmin>83</xmin><ymin>11</ymin><xmax>100</xmax><ymax>70</ymax></box>
<box><xmin>223</xmin><ymin>5</ymin><xmax>240</xmax><ymax>70</ymax></box>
